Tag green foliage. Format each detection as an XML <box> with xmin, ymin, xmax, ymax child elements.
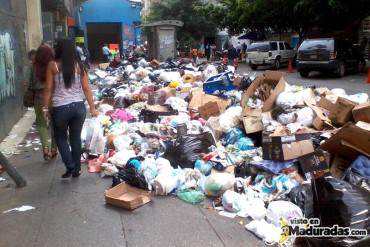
<box><xmin>145</xmin><ymin>0</ymin><xmax>218</xmax><ymax>51</ymax></box>
<box><xmin>202</xmin><ymin>0</ymin><xmax>370</xmax><ymax>39</ymax></box>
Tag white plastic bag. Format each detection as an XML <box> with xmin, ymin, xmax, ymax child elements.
<box><xmin>266</xmin><ymin>200</ymin><xmax>303</xmax><ymax>227</ymax></box>
<box><xmin>245</xmin><ymin>219</ymin><xmax>282</xmax><ymax>244</ymax></box>
<box><xmin>276</xmin><ymin>92</ymin><xmax>298</xmax><ymax>108</ymax></box>
<box><xmin>107</xmin><ymin>150</ymin><xmax>136</xmax><ymax>167</ymax></box>
<box><xmin>295</xmin><ymin>107</ymin><xmax>314</xmax><ymax>127</ymax></box>
<box><xmin>113</xmin><ymin>135</ymin><xmax>133</xmax><ymax>151</ymax></box>
<box><xmin>165</xmin><ymin>97</ymin><xmax>188</xmax><ymax>112</ymax></box>
<box><xmin>222</xmin><ymin>190</ymin><xmax>248</xmax><ymax>213</ymax></box>
<box><xmin>204</xmin><ymin>173</ymin><xmax>235</xmax><ymax>197</ymax></box>
<box><xmin>101</xmin><ymin>163</ymin><xmax>119</xmax><ymax>177</ymax></box>
<box><xmin>219</xmin><ymin>106</ymin><xmax>242</xmax><ymax>132</ymax></box>
<box><xmin>87</xmin><ymin>119</ymin><xmax>106</xmax><ymax>154</ymax></box>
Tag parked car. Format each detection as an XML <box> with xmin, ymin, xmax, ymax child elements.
<box><xmin>246</xmin><ymin>41</ymin><xmax>296</xmax><ymax>70</ymax></box>
<box><xmin>296</xmin><ymin>38</ymin><xmax>366</xmax><ymax>78</ymax></box>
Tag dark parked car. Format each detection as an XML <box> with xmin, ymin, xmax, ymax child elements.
<box><xmin>296</xmin><ymin>38</ymin><xmax>366</xmax><ymax>78</ymax></box>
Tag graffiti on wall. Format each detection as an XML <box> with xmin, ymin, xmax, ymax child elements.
<box><xmin>0</xmin><ymin>32</ymin><xmax>15</xmax><ymax>103</ymax></box>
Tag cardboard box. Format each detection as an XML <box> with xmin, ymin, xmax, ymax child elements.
<box><xmin>198</xmin><ymin>101</ymin><xmax>228</xmax><ymax>120</ymax></box>
<box><xmin>298</xmin><ymin>150</ymin><xmax>329</xmax><ymax>174</ymax></box>
<box><xmin>330</xmin><ymin>155</ymin><xmax>351</xmax><ymax>178</ymax></box>
<box><xmin>328</xmin><ymin>97</ymin><xmax>357</xmax><ymax>125</ymax></box>
<box><xmin>306</xmin><ymin>102</ymin><xmax>332</xmax><ymax>130</ymax></box>
<box><xmin>318</xmin><ymin>96</ymin><xmax>336</xmax><ymax>112</ymax></box>
<box><xmin>243</xmin><ymin>108</ymin><xmax>263</xmax><ymax>134</ymax></box>
<box><xmin>189</xmin><ymin>89</ymin><xmax>229</xmax><ymax>110</ymax></box>
<box><xmin>262</xmin><ymin>134</ymin><xmax>315</xmax><ymax>161</ymax></box>
<box><xmin>105</xmin><ymin>183</ymin><xmax>151</xmax><ymax>210</ymax></box>
<box><xmin>98</xmin><ymin>63</ymin><xmax>110</xmax><ymax>70</ymax></box>
<box><xmin>321</xmin><ymin>122</ymin><xmax>370</xmax><ymax>161</ymax></box>
<box><xmin>233</xmin><ymin>75</ymin><xmax>243</xmax><ymax>87</ymax></box>
<box><xmin>241</xmin><ymin>71</ymin><xmax>286</xmax><ymax>112</ymax></box>
<box><xmin>352</xmin><ymin>102</ymin><xmax>370</xmax><ymax>123</ymax></box>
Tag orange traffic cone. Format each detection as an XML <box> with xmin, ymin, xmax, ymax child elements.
<box><xmin>367</xmin><ymin>68</ymin><xmax>370</xmax><ymax>84</ymax></box>
<box><xmin>288</xmin><ymin>59</ymin><xmax>293</xmax><ymax>73</ymax></box>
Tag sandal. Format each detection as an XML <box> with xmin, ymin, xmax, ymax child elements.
<box><xmin>50</xmin><ymin>148</ymin><xmax>58</xmax><ymax>159</ymax></box>
<box><xmin>43</xmin><ymin>147</ymin><xmax>50</xmax><ymax>161</ymax></box>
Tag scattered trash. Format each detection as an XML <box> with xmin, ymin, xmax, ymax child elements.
<box><xmin>3</xmin><ymin>205</ymin><xmax>35</xmax><ymax>214</ymax></box>
<box><xmin>76</xmin><ymin>57</ymin><xmax>369</xmax><ymax>245</ymax></box>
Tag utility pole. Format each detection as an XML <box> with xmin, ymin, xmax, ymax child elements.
<box><xmin>0</xmin><ymin>151</ymin><xmax>27</xmax><ymax>188</ymax></box>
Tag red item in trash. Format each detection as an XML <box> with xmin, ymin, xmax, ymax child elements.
<box><xmin>202</xmin><ymin>153</ymin><xmax>215</xmax><ymax>161</ymax></box>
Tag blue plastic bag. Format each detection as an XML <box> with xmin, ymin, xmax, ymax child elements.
<box><xmin>236</xmin><ymin>137</ymin><xmax>254</xmax><ymax>151</ymax></box>
<box><xmin>194</xmin><ymin>159</ymin><xmax>212</xmax><ymax>176</ymax></box>
<box><xmin>224</xmin><ymin>128</ymin><xmax>246</xmax><ymax>145</ymax></box>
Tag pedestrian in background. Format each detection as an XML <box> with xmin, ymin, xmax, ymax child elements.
<box><xmin>191</xmin><ymin>47</ymin><xmax>198</xmax><ymax>65</ymax></box>
<box><xmin>102</xmin><ymin>43</ymin><xmax>111</xmax><ymax>62</ymax></box>
<box><xmin>205</xmin><ymin>43</ymin><xmax>211</xmax><ymax>61</ymax></box>
<box><xmin>43</xmin><ymin>39</ymin><xmax>98</xmax><ymax>178</ymax></box>
<box><xmin>33</xmin><ymin>45</ymin><xmax>58</xmax><ymax>160</ymax></box>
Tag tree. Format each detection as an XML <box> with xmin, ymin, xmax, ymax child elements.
<box><xmin>203</xmin><ymin>0</ymin><xmax>370</xmax><ymax>41</ymax></box>
<box><xmin>144</xmin><ymin>0</ymin><xmax>218</xmax><ymax>51</ymax></box>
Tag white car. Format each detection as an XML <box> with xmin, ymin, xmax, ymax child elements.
<box><xmin>247</xmin><ymin>41</ymin><xmax>296</xmax><ymax>70</ymax></box>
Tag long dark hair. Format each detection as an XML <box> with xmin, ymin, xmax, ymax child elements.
<box><xmin>54</xmin><ymin>39</ymin><xmax>86</xmax><ymax>88</ymax></box>
<box><xmin>34</xmin><ymin>44</ymin><xmax>54</xmax><ymax>82</ymax></box>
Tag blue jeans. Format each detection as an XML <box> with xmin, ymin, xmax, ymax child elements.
<box><xmin>52</xmin><ymin>102</ymin><xmax>86</xmax><ymax>172</ymax></box>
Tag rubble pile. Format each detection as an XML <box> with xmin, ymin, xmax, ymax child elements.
<box><xmin>83</xmin><ymin>57</ymin><xmax>370</xmax><ymax>246</ymax></box>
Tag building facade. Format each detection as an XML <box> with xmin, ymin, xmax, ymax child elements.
<box><xmin>75</xmin><ymin>0</ymin><xmax>142</xmax><ymax>61</ymax></box>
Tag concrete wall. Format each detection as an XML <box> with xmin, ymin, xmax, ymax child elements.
<box><xmin>0</xmin><ymin>0</ymin><xmax>28</xmax><ymax>140</ymax></box>
<box><xmin>77</xmin><ymin>0</ymin><xmax>142</xmax><ymax>47</ymax></box>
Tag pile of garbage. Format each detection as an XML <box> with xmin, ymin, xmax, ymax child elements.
<box><xmin>83</xmin><ymin>58</ymin><xmax>370</xmax><ymax>246</ymax></box>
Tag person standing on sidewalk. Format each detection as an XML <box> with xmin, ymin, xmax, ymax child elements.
<box><xmin>43</xmin><ymin>39</ymin><xmax>98</xmax><ymax>178</ymax></box>
<box><xmin>32</xmin><ymin>45</ymin><xmax>58</xmax><ymax>160</ymax></box>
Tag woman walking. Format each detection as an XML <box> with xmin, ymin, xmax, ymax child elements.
<box><xmin>43</xmin><ymin>39</ymin><xmax>98</xmax><ymax>178</ymax></box>
<box><xmin>32</xmin><ymin>45</ymin><xmax>57</xmax><ymax>160</ymax></box>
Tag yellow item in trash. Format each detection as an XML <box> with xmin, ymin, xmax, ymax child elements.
<box><xmin>169</xmin><ymin>80</ymin><xmax>180</xmax><ymax>88</ymax></box>
<box><xmin>182</xmin><ymin>74</ymin><xmax>195</xmax><ymax>83</ymax></box>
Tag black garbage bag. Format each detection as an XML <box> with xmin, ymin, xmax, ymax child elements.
<box><xmin>163</xmin><ymin>132</ymin><xmax>215</xmax><ymax>169</ymax></box>
<box><xmin>300</xmin><ymin>176</ymin><xmax>370</xmax><ymax>246</ymax></box>
<box><xmin>139</xmin><ymin>107</ymin><xmax>178</xmax><ymax>123</ymax></box>
<box><xmin>288</xmin><ymin>183</ymin><xmax>314</xmax><ymax>218</ymax></box>
<box><xmin>112</xmin><ymin>166</ymin><xmax>148</xmax><ymax>190</ymax></box>
<box><xmin>342</xmin><ymin>169</ymin><xmax>370</xmax><ymax>191</ymax></box>
<box><xmin>342</xmin><ymin>155</ymin><xmax>370</xmax><ymax>192</ymax></box>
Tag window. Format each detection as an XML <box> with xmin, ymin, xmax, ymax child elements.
<box><xmin>270</xmin><ymin>42</ymin><xmax>278</xmax><ymax>51</ymax></box>
<box><xmin>247</xmin><ymin>42</ymin><xmax>269</xmax><ymax>52</ymax></box>
<box><xmin>284</xmin><ymin>42</ymin><xmax>292</xmax><ymax>50</ymax></box>
<box><xmin>279</xmin><ymin>42</ymin><xmax>285</xmax><ymax>50</ymax></box>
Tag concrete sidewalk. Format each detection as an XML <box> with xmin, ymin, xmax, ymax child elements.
<box><xmin>0</xmin><ymin>129</ymin><xmax>262</xmax><ymax>247</ymax></box>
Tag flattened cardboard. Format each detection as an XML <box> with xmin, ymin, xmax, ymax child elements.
<box><xmin>262</xmin><ymin>134</ymin><xmax>314</xmax><ymax>161</ymax></box>
<box><xmin>198</xmin><ymin>101</ymin><xmax>228</xmax><ymax>119</ymax></box>
<box><xmin>241</xmin><ymin>70</ymin><xmax>286</xmax><ymax>112</ymax></box>
<box><xmin>105</xmin><ymin>183</ymin><xmax>151</xmax><ymax>210</ymax></box>
<box><xmin>189</xmin><ymin>89</ymin><xmax>229</xmax><ymax>110</ymax></box>
<box><xmin>352</xmin><ymin>102</ymin><xmax>370</xmax><ymax>123</ymax></box>
<box><xmin>320</xmin><ymin>122</ymin><xmax>370</xmax><ymax>160</ymax></box>
<box><xmin>98</xmin><ymin>63</ymin><xmax>110</xmax><ymax>70</ymax></box>
<box><xmin>243</xmin><ymin>108</ymin><xmax>263</xmax><ymax>134</ymax></box>
<box><xmin>328</xmin><ymin>97</ymin><xmax>357</xmax><ymax>125</ymax></box>
<box><xmin>298</xmin><ymin>150</ymin><xmax>329</xmax><ymax>173</ymax></box>
<box><xmin>146</xmin><ymin>104</ymin><xmax>170</xmax><ymax>112</ymax></box>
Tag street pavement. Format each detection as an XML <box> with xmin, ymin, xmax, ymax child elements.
<box><xmin>237</xmin><ymin>63</ymin><xmax>370</xmax><ymax>95</ymax></box>
<box><xmin>0</xmin><ymin>131</ymin><xmax>264</xmax><ymax>247</ymax></box>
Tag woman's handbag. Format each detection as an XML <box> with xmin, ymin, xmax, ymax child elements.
<box><xmin>23</xmin><ymin>86</ymin><xmax>34</xmax><ymax>107</ymax></box>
